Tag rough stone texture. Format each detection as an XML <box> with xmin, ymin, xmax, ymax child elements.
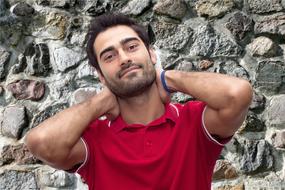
<box><xmin>53</xmin><ymin>47</ymin><xmax>82</xmax><ymax>72</ymax></box>
<box><xmin>196</xmin><ymin>0</ymin><xmax>235</xmax><ymax>18</ymax></box>
<box><xmin>272</xmin><ymin>130</ymin><xmax>285</xmax><ymax>148</ymax></box>
<box><xmin>153</xmin><ymin>22</ymin><xmax>193</xmax><ymax>51</ymax></box>
<box><xmin>249</xmin><ymin>90</ymin><xmax>266</xmax><ymax>111</ymax></box>
<box><xmin>239</xmin><ymin>112</ymin><xmax>265</xmax><ymax>133</ymax></box>
<box><xmin>254</xmin><ymin>12</ymin><xmax>285</xmax><ymax>35</ymax></box>
<box><xmin>71</xmin><ymin>87</ymin><xmax>97</xmax><ymax>105</ymax></box>
<box><xmin>122</xmin><ymin>0</ymin><xmax>151</xmax><ymax>16</ymax></box>
<box><xmin>189</xmin><ymin>24</ymin><xmax>242</xmax><ymax>58</ymax></box>
<box><xmin>248</xmin><ymin>0</ymin><xmax>283</xmax><ymax>14</ymax></box>
<box><xmin>0</xmin><ymin>105</ymin><xmax>27</xmax><ymax>139</ymax></box>
<box><xmin>244</xmin><ymin>176</ymin><xmax>285</xmax><ymax>189</ymax></box>
<box><xmin>237</xmin><ymin>139</ymin><xmax>273</xmax><ymax>174</ymax></box>
<box><xmin>226</xmin><ymin>12</ymin><xmax>253</xmax><ymax>40</ymax></box>
<box><xmin>198</xmin><ymin>59</ymin><xmax>214</xmax><ymax>70</ymax></box>
<box><xmin>0</xmin><ymin>86</ymin><xmax>3</xmax><ymax>95</ymax></box>
<box><xmin>23</xmin><ymin>42</ymin><xmax>51</xmax><ymax>76</ymax></box>
<box><xmin>213</xmin><ymin>160</ymin><xmax>238</xmax><ymax>180</ymax></box>
<box><xmin>11</xmin><ymin>2</ymin><xmax>35</xmax><ymax>17</ymax></box>
<box><xmin>0</xmin><ymin>47</ymin><xmax>11</xmax><ymax>80</ymax></box>
<box><xmin>78</xmin><ymin>0</ymin><xmax>114</xmax><ymax>16</ymax></box>
<box><xmin>35</xmin><ymin>167</ymin><xmax>75</xmax><ymax>188</ymax></box>
<box><xmin>153</xmin><ymin>0</ymin><xmax>187</xmax><ymax>20</ymax></box>
<box><xmin>247</xmin><ymin>37</ymin><xmax>277</xmax><ymax>57</ymax></box>
<box><xmin>254</xmin><ymin>60</ymin><xmax>285</xmax><ymax>95</ymax></box>
<box><xmin>264</xmin><ymin>95</ymin><xmax>285</xmax><ymax>128</ymax></box>
<box><xmin>0</xmin><ymin>143</ymin><xmax>40</xmax><ymax>165</ymax></box>
<box><xmin>214</xmin><ymin>183</ymin><xmax>244</xmax><ymax>190</ymax></box>
<box><xmin>7</xmin><ymin>79</ymin><xmax>45</xmax><ymax>101</ymax></box>
<box><xmin>0</xmin><ymin>170</ymin><xmax>38</xmax><ymax>190</ymax></box>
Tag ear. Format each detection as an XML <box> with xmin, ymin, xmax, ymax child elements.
<box><xmin>97</xmin><ymin>71</ymin><xmax>106</xmax><ymax>85</ymax></box>
<box><xmin>148</xmin><ymin>48</ymin><xmax>157</xmax><ymax>65</ymax></box>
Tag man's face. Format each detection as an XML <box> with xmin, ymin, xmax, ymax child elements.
<box><xmin>94</xmin><ymin>25</ymin><xmax>157</xmax><ymax>98</ymax></box>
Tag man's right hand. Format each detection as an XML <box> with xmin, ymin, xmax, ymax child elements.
<box><xmin>100</xmin><ymin>87</ymin><xmax>120</xmax><ymax>121</ymax></box>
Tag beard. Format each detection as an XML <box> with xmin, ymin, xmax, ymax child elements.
<box><xmin>103</xmin><ymin>61</ymin><xmax>156</xmax><ymax>98</ymax></box>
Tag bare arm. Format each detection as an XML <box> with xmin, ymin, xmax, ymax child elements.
<box><xmin>25</xmin><ymin>88</ymin><xmax>119</xmax><ymax>170</ymax></box>
<box><xmin>164</xmin><ymin>70</ymin><xmax>253</xmax><ymax>138</ymax></box>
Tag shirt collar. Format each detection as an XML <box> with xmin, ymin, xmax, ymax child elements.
<box><xmin>108</xmin><ymin>103</ymin><xmax>179</xmax><ymax>133</ymax></box>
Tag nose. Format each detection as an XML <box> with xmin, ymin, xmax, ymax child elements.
<box><xmin>118</xmin><ymin>49</ymin><xmax>132</xmax><ymax>66</ymax></box>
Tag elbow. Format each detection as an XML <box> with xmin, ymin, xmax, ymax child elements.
<box><xmin>231</xmin><ymin>80</ymin><xmax>253</xmax><ymax>109</ymax></box>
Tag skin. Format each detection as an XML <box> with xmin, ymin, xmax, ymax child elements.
<box><xmin>25</xmin><ymin>25</ymin><xmax>253</xmax><ymax>171</ymax></box>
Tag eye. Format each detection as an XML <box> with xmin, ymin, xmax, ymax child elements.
<box><xmin>103</xmin><ymin>52</ymin><xmax>116</xmax><ymax>62</ymax></box>
<box><xmin>128</xmin><ymin>43</ymin><xmax>139</xmax><ymax>51</ymax></box>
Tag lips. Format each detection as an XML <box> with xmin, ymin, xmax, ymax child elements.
<box><xmin>119</xmin><ymin>65</ymin><xmax>141</xmax><ymax>78</ymax></box>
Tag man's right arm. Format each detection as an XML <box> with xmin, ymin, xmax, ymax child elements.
<box><xmin>25</xmin><ymin>88</ymin><xmax>119</xmax><ymax>170</ymax></box>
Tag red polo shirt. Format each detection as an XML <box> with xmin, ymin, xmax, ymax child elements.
<box><xmin>75</xmin><ymin>101</ymin><xmax>229</xmax><ymax>190</ymax></box>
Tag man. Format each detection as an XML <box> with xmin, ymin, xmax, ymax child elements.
<box><xmin>25</xmin><ymin>14</ymin><xmax>252</xmax><ymax>190</ymax></box>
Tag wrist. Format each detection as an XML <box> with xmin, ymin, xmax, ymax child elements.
<box><xmin>164</xmin><ymin>70</ymin><xmax>177</xmax><ymax>93</ymax></box>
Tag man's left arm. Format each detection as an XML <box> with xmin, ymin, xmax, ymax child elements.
<box><xmin>164</xmin><ymin>70</ymin><xmax>253</xmax><ymax>138</ymax></box>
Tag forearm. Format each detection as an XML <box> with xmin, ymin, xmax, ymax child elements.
<box><xmin>25</xmin><ymin>90</ymin><xmax>110</xmax><ymax>163</ymax></box>
<box><xmin>166</xmin><ymin>70</ymin><xmax>252</xmax><ymax>111</ymax></box>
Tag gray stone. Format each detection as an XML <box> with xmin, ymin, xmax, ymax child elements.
<box><xmin>0</xmin><ymin>0</ymin><xmax>9</xmax><ymax>17</ymax></box>
<box><xmin>35</xmin><ymin>167</ymin><xmax>75</xmax><ymax>188</ymax></box>
<box><xmin>215</xmin><ymin>60</ymin><xmax>249</xmax><ymax>80</ymax></box>
<box><xmin>244</xmin><ymin>176</ymin><xmax>285</xmax><ymax>189</ymax></box>
<box><xmin>23</xmin><ymin>42</ymin><xmax>51</xmax><ymax>76</ymax></box>
<box><xmin>0</xmin><ymin>105</ymin><xmax>27</xmax><ymax>139</ymax></box>
<box><xmin>48</xmin><ymin>0</ymin><xmax>75</xmax><ymax>8</ymax></box>
<box><xmin>197</xmin><ymin>59</ymin><xmax>214</xmax><ymax>70</ymax></box>
<box><xmin>70</xmin><ymin>31</ymin><xmax>88</xmax><ymax>47</ymax></box>
<box><xmin>196</xmin><ymin>0</ymin><xmax>235</xmax><ymax>18</ymax></box>
<box><xmin>254</xmin><ymin>12</ymin><xmax>285</xmax><ymax>35</ymax></box>
<box><xmin>31</xmin><ymin>103</ymin><xmax>68</xmax><ymax>128</ymax></box>
<box><xmin>225</xmin><ymin>12</ymin><xmax>253</xmax><ymax>40</ymax></box>
<box><xmin>76</xmin><ymin>60</ymin><xmax>97</xmax><ymax>79</ymax></box>
<box><xmin>249</xmin><ymin>90</ymin><xmax>266</xmax><ymax>111</ymax></box>
<box><xmin>254</xmin><ymin>60</ymin><xmax>285</xmax><ymax>95</ymax></box>
<box><xmin>80</xmin><ymin>0</ymin><xmax>114</xmax><ymax>16</ymax></box>
<box><xmin>213</xmin><ymin>160</ymin><xmax>239</xmax><ymax>180</ymax></box>
<box><xmin>7</xmin><ymin>79</ymin><xmax>45</xmax><ymax>101</ymax></box>
<box><xmin>264</xmin><ymin>95</ymin><xmax>285</xmax><ymax>128</ymax></box>
<box><xmin>0</xmin><ymin>170</ymin><xmax>38</xmax><ymax>190</ymax></box>
<box><xmin>122</xmin><ymin>0</ymin><xmax>151</xmax><ymax>16</ymax></box>
<box><xmin>247</xmin><ymin>37</ymin><xmax>277</xmax><ymax>57</ymax></box>
<box><xmin>239</xmin><ymin>112</ymin><xmax>265</xmax><ymax>133</ymax></box>
<box><xmin>248</xmin><ymin>0</ymin><xmax>283</xmax><ymax>14</ymax></box>
<box><xmin>189</xmin><ymin>24</ymin><xmax>242</xmax><ymax>58</ymax></box>
<box><xmin>53</xmin><ymin>47</ymin><xmax>82</xmax><ymax>72</ymax></box>
<box><xmin>11</xmin><ymin>54</ymin><xmax>27</xmax><ymax>74</ymax></box>
<box><xmin>272</xmin><ymin>130</ymin><xmax>285</xmax><ymax>148</ymax></box>
<box><xmin>71</xmin><ymin>87</ymin><xmax>97</xmax><ymax>105</ymax></box>
<box><xmin>171</xmin><ymin>92</ymin><xmax>192</xmax><ymax>103</ymax></box>
<box><xmin>11</xmin><ymin>2</ymin><xmax>35</xmax><ymax>17</ymax></box>
<box><xmin>0</xmin><ymin>47</ymin><xmax>11</xmax><ymax>79</ymax></box>
<box><xmin>153</xmin><ymin>0</ymin><xmax>187</xmax><ymax>20</ymax></box>
<box><xmin>238</xmin><ymin>139</ymin><xmax>273</xmax><ymax>174</ymax></box>
<box><xmin>0</xmin><ymin>86</ymin><xmax>3</xmax><ymax>95</ymax></box>
<box><xmin>0</xmin><ymin>143</ymin><xmax>40</xmax><ymax>165</ymax></box>
<box><xmin>153</xmin><ymin>22</ymin><xmax>193</xmax><ymax>51</ymax></box>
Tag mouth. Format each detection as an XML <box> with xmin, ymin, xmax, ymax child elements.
<box><xmin>119</xmin><ymin>65</ymin><xmax>141</xmax><ymax>78</ymax></box>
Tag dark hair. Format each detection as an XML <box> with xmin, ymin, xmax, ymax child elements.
<box><xmin>86</xmin><ymin>13</ymin><xmax>150</xmax><ymax>74</ymax></box>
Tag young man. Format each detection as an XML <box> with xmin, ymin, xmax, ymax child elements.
<box><xmin>25</xmin><ymin>14</ymin><xmax>252</xmax><ymax>189</ymax></box>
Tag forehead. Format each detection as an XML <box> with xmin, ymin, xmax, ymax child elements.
<box><xmin>94</xmin><ymin>25</ymin><xmax>141</xmax><ymax>54</ymax></box>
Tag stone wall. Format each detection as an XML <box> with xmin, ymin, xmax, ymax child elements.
<box><xmin>0</xmin><ymin>0</ymin><xmax>284</xmax><ymax>189</ymax></box>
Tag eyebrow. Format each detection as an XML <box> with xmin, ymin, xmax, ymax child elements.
<box><xmin>99</xmin><ymin>37</ymin><xmax>140</xmax><ymax>60</ymax></box>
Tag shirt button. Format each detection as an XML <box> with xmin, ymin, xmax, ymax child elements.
<box><xmin>146</xmin><ymin>140</ymin><xmax>152</xmax><ymax>147</ymax></box>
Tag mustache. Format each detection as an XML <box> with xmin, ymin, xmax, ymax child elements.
<box><xmin>117</xmin><ymin>62</ymin><xmax>143</xmax><ymax>78</ymax></box>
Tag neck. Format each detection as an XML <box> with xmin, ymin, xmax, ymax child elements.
<box><xmin>118</xmin><ymin>83</ymin><xmax>165</xmax><ymax>125</ymax></box>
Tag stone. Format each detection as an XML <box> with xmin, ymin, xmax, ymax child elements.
<box><xmin>254</xmin><ymin>60</ymin><xmax>285</xmax><ymax>95</ymax></box>
<box><xmin>11</xmin><ymin>2</ymin><xmax>35</xmax><ymax>17</ymax></box>
<box><xmin>0</xmin><ymin>170</ymin><xmax>38</xmax><ymax>190</ymax></box>
<box><xmin>0</xmin><ymin>47</ymin><xmax>11</xmax><ymax>79</ymax></box>
<box><xmin>189</xmin><ymin>24</ymin><xmax>242</xmax><ymax>58</ymax></box>
<box><xmin>238</xmin><ymin>139</ymin><xmax>273</xmax><ymax>174</ymax></box>
<box><xmin>122</xmin><ymin>0</ymin><xmax>151</xmax><ymax>16</ymax></box>
<box><xmin>153</xmin><ymin>22</ymin><xmax>193</xmax><ymax>51</ymax></box>
<box><xmin>213</xmin><ymin>160</ymin><xmax>238</xmax><ymax>180</ymax></box>
<box><xmin>226</xmin><ymin>12</ymin><xmax>253</xmax><ymax>40</ymax></box>
<box><xmin>0</xmin><ymin>143</ymin><xmax>40</xmax><ymax>165</ymax></box>
<box><xmin>0</xmin><ymin>105</ymin><xmax>27</xmax><ymax>139</ymax></box>
<box><xmin>248</xmin><ymin>0</ymin><xmax>283</xmax><ymax>14</ymax></box>
<box><xmin>214</xmin><ymin>183</ymin><xmax>244</xmax><ymax>190</ymax></box>
<box><xmin>244</xmin><ymin>177</ymin><xmax>285</xmax><ymax>189</ymax></box>
<box><xmin>35</xmin><ymin>166</ymin><xmax>75</xmax><ymax>188</ymax></box>
<box><xmin>76</xmin><ymin>60</ymin><xmax>97</xmax><ymax>79</ymax></box>
<box><xmin>53</xmin><ymin>47</ymin><xmax>82</xmax><ymax>72</ymax></box>
<box><xmin>153</xmin><ymin>0</ymin><xmax>187</xmax><ymax>20</ymax></box>
<box><xmin>0</xmin><ymin>86</ymin><xmax>3</xmax><ymax>95</ymax></box>
<box><xmin>11</xmin><ymin>54</ymin><xmax>27</xmax><ymax>74</ymax></box>
<box><xmin>239</xmin><ymin>112</ymin><xmax>265</xmax><ymax>133</ymax></box>
<box><xmin>171</xmin><ymin>92</ymin><xmax>193</xmax><ymax>103</ymax></box>
<box><xmin>81</xmin><ymin>0</ymin><xmax>113</xmax><ymax>16</ymax></box>
<box><xmin>70</xmin><ymin>31</ymin><xmax>87</xmax><ymax>47</ymax></box>
<box><xmin>7</xmin><ymin>80</ymin><xmax>45</xmax><ymax>101</ymax></box>
<box><xmin>71</xmin><ymin>87</ymin><xmax>97</xmax><ymax>105</ymax></box>
<box><xmin>23</xmin><ymin>42</ymin><xmax>51</xmax><ymax>76</ymax></box>
<box><xmin>196</xmin><ymin>0</ymin><xmax>235</xmax><ymax>18</ymax></box>
<box><xmin>49</xmin><ymin>0</ymin><xmax>75</xmax><ymax>8</ymax></box>
<box><xmin>33</xmin><ymin>12</ymin><xmax>69</xmax><ymax>40</ymax></box>
<box><xmin>272</xmin><ymin>130</ymin><xmax>285</xmax><ymax>148</ymax></box>
<box><xmin>247</xmin><ymin>37</ymin><xmax>277</xmax><ymax>57</ymax></box>
<box><xmin>249</xmin><ymin>90</ymin><xmax>266</xmax><ymax>111</ymax></box>
<box><xmin>263</xmin><ymin>95</ymin><xmax>285</xmax><ymax>128</ymax></box>
<box><xmin>198</xmin><ymin>59</ymin><xmax>214</xmax><ymax>70</ymax></box>
<box><xmin>31</xmin><ymin>103</ymin><xmax>68</xmax><ymax>128</ymax></box>
<box><xmin>0</xmin><ymin>0</ymin><xmax>9</xmax><ymax>17</ymax></box>
<box><xmin>254</xmin><ymin>12</ymin><xmax>285</xmax><ymax>36</ymax></box>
